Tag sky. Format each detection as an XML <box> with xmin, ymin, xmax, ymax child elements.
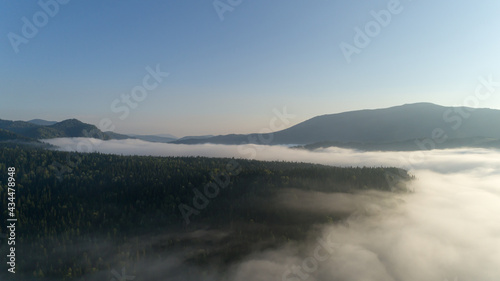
<box><xmin>2</xmin><ymin>0</ymin><xmax>500</xmax><ymax>137</ymax></box>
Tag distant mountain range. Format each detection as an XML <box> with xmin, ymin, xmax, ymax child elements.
<box><xmin>28</xmin><ymin>119</ymin><xmax>58</xmax><ymax>126</ymax></box>
<box><xmin>0</xmin><ymin>118</ymin><xmax>111</xmax><ymax>140</ymax></box>
<box><xmin>176</xmin><ymin>135</ymin><xmax>214</xmax><ymax>142</ymax></box>
<box><xmin>136</xmin><ymin>133</ymin><xmax>178</xmax><ymax>139</ymax></box>
<box><xmin>0</xmin><ymin>118</ymin><xmax>183</xmax><ymax>144</ymax></box>
<box><xmin>125</xmin><ymin>134</ymin><xmax>177</xmax><ymax>143</ymax></box>
<box><xmin>0</xmin><ymin>118</ymin><xmax>203</xmax><ymax>145</ymax></box>
<box><xmin>173</xmin><ymin>103</ymin><xmax>500</xmax><ymax>150</ymax></box>
<box><xmin>3</xmin><ymin>103</ymin><xmax>500</xmax><ymax>151</ymax></box>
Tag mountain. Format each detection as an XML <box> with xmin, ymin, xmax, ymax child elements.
<box><xmin>174</xmin><ymin>103</ymin><xmax>500</xmax><ymax>146</ymax></box>
<box><xmin>176</xmin><ymin>135</ymin><xmax>214</xmax><ymax>142</ymax></box>
<box><xmin>27</xmin><ymin>119</ymin><xmax>58</xmax><ymax>126</ymax></box>
<box><xmin>104</xmin><ymin>131</ymin><xmax>132</xmax><ymax>140</ymax></box>
<box><xmin>0</xmin><ymin>128</ymin><xmax>36</xmax><ymax>142</ymax></box>
<box><xmin>1</xmin><ymin>118</ymin><xmax>181</xmax><ymax>143</ymax></box>
<box><xmin>0</xmin><ymin>118</ymin><xmax>110</xmax><ymax>140</ymax></box>
<box><xmin>126</xmin><ymin>134</ymin><xmax>177</xmax><ymax>143</ymax></box>
<box><xmin>104</xmin><ymin>133</ymin><xmax>179</xmax><ymax>143</ymax></box>
<box><xmin>50</xmin><ymin>119</ymin><xmax>110</xmax><ymax>139</ymax></box>
<box><xmin>150</xmin><ymin>133</ymin><xmax>178</xmax><ymax>139</ymax></box>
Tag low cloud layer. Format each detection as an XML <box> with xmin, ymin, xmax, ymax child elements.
<box><xmin>43</xmin><ymin>137</ymin><xmax>500</xmax><ymax>172</ymax></box>
<box><xmin>42</xmin><ymin>138</ymin><xmax>500</xmax><ymax>280</ymax></box>
<box><xmin>215</xmin><ymin>169</ymin><xmax>500</xmax><ymax>281</ymax></box>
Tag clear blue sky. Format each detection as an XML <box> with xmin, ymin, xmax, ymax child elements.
<box><xmin>2</xmin><ymin>0</ymin><xmax>500</xmax><ymax>137</ymax></box>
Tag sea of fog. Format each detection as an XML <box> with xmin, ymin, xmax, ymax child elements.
<box><xmin>43</xmin><ymin>138</ymin><xmax>500</xmax><ymax>281</ymax></box>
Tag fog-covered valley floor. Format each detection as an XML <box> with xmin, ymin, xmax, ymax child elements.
<box><xmin>42</xmin><ymin>138</ymin><xmax>500</xmax><ymax>281</ymax></box>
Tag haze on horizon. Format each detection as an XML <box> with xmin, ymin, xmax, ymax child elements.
<box><xmin>2</xmin><ymin>1</ymin><xmax>500</xmax><ymax>136</ymax></box>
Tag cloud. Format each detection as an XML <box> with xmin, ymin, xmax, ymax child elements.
<box><xmin>40</xmin><ymin>138</ymin><xmax>500</xmax><ymax>280</ymax></box>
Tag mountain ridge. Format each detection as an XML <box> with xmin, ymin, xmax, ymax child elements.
<box><xmin>0</xmin><ymin>118</ymin><xmax>110</xmax><ymax>140</ymax></box>
<box><xmin>173</xmin><ymin>103</ymin><xmax>500</xmax><ymax>146</ymax></box>
<box><xmin>3</xmin><ymin>103</ymin><xmax>500</xmax><ymax>151</ymax></box>
<box><xmin>27</xmin><ymin>119</ymin><xmax>58</xmax><ymax>126</ymax></box>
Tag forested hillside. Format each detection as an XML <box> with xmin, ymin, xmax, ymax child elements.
<box><xmin>0</xmin><ymin>145</ymin><xmax>413</xmax><ymax>280</ymax></box>
<box><xmin>0</xmin><ymin>119</ymin><xmax>110</xmax><ymax>140</ymax></box>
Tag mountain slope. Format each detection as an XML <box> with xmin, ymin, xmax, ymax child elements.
<box><xmin>0</xmin><ymin>118</ymin><xmax>110</xmax><ymax>140</ymax></box>
<box><xmin>126</xmin><ymin>134</ymin><xmax>177</xmax><ymax>143</ymax></box>
<box><xmin>104</xmin><ymin>131</ymin><xmax>132</xmax><ymax>140</ymax></box>
<box><xmin>176</xmin><ymin>135</ymin><xmax>214</xmax><ymax>142</ymax></box>
<box><xmin>174</xmin><ymin>103</ymin><xmax>500</xmax><ymax>145</ymax></box>
<box><xmin>28</xmin><ymin>119</ymin><xmax>58</xmax><ymax>126</ymax></box>
<box><xmin>0</xmin><ymin>128</ymin><xmax>36</xmax><ymax>142</ymax></box>
<box><xmin>49</xmin><ymin>119</ymin><xmax>109</xmax><ymax>139</ymax></box>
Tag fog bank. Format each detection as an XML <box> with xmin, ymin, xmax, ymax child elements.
<box><xmin>42</xmin><ymin>138</ymin><xmax>500</xmax><ymax>280</ymax></box>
